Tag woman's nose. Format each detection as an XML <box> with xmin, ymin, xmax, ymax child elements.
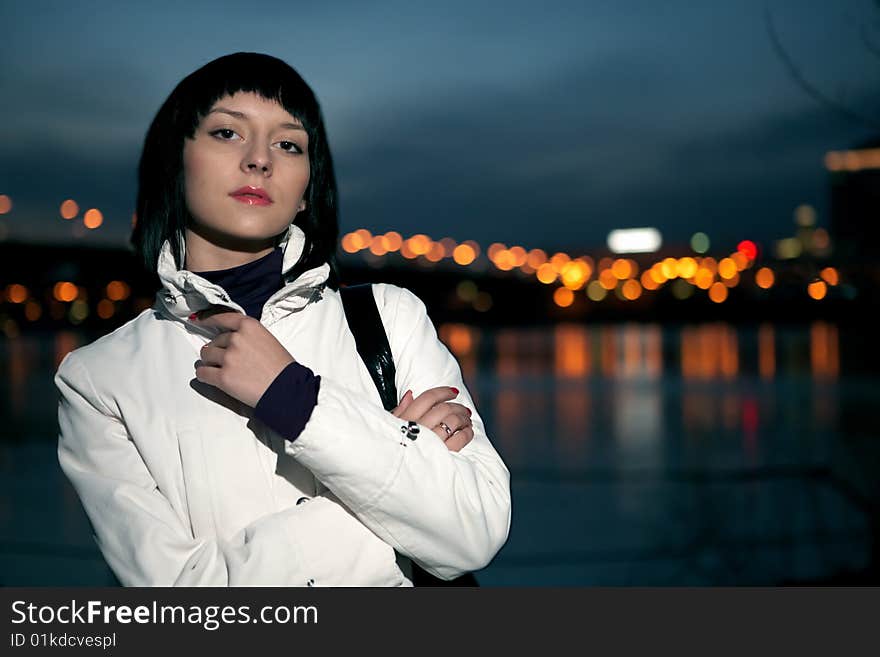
<box><xmin>242</xmin><ymin>146</ymin><xmax>272</xmax><ymax>175</ymax></box>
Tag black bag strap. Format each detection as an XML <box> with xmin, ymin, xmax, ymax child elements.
<box><xmin>338</xmin><ymin>284</ymin><xmax>398</xmax><ymax>411</ymax></box>
<box><xmin>338</xmin><ymin>283</ymin><xmax>479</xmax><ymax>587</ymax></box>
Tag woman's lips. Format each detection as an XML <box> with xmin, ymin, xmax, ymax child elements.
<box><xmin>230</xmin><ymin>193</ymin><xmax>273</xmax><ymax>206</ymax></box>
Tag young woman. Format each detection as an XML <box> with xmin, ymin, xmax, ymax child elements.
<box><xmin>55</xmin><ymin>52</ymin><xmax>511</xmax><ymax>586</ymax></box>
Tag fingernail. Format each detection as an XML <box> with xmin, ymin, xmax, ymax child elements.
<box><xmin>188</xmin><ymin>312</ymin><xmax>198</xmax><ymax>321</ymax></box>
<box><xmin>451</xmin><ymin>387</ymin><xmax>459</xmax><ymax>395</ymax></box>
<box><xmin>466</xmin><ymin>408</ymin><xmax>472</xmax><ymax>415</ymax></box>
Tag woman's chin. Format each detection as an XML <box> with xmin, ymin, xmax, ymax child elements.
<box><xmin>187</xmin><ymin>222</ymin><xmax>287</xmax><ymax>253</ymax></box>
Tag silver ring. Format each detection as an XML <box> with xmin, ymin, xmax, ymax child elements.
<box><xmin>438</xmin><ymin>421</ymin><xmax>453</xmax><ymax>436</ymax></box>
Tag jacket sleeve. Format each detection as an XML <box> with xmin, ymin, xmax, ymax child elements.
<box><xmin>56</xmin><ymin>354</ymin><xmax>404</xmax><ymax>587</ymax></box>
<box><xmin>287</xmin><ymin>285</ymin><xmax>512</xmax><ymax>580</ymax></box>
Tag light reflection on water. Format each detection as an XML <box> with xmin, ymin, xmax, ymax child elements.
<box><xmin>0</xmin><ymin>322</ymin><xmax>876</xmax><ymax>585</ymax></box>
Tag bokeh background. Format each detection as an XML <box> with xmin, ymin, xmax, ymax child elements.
<box><xmin>1</xmin><ymin>0</ymin><xmax>879</xmax><ymax>585</ymax></box>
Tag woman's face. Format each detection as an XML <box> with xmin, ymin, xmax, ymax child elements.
<box><xmin>182</xmin><ymin>91</ymin><xmax>310</xmax><ymax>247</ymax></box>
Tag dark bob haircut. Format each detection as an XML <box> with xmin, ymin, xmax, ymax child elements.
<box><xmin>131</xmin><ymin>52</ymin><xmax>339</xmax><ymax>288</ymax></box>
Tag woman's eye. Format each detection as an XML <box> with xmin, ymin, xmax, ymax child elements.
<box><xmin>210</xmin><ymin>128</ymin><xmax>239</xmax><ymax>140</ymax></box>
<box><xmin>277</xmin><ymin>141</ymin><xmax>303</xmax><ymax>154</ymax></box>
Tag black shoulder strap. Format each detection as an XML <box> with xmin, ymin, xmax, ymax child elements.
<box><xmin>338</xmin><ymin>283</ymin><xmax>480</xmax><ymax>587</ymax></box>
<box><xmin>338</xmin><ymin>284</ymin><xmax>398</xmax><ymax>412</ymax></box>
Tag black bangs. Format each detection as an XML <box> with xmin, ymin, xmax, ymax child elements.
<box><xmin>180</xmin><ymin>53</ymin><xmax>320</xmax><ymax>141</ymax></box>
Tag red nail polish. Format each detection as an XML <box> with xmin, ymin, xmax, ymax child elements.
<box><xmin>188</xmin><ymin>312</ymin><xmax>198</xmax><ymax>321</ymax></box>
<box><xmin>451</xmin><ymin>387</ymin><xmax>459</xmax><ymax>395</ymax></box>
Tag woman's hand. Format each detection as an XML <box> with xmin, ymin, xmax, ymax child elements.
<box><xmin>393</xmin><ymin>386</ymin><xmax>474</xmax><ymax>452</ymax></box>
<box><xmin>191</xmin><ymin>310</ymin><xmax>294</xmax><ymax>407</ymax></box>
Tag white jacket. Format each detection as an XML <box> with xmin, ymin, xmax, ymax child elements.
<box><xmin>55</xmin><ymin>225</ymin><xmax>511</xmax><ymax>587</ymax></box>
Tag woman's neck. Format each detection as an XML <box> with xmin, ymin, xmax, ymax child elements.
<box><xmin>183</xmin><ymin>226</ymin><xmax>276</xmax><ymax>272</ymax></box>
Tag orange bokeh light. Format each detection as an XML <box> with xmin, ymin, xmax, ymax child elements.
<box><xmin>341</xmin><ymin>232</ymin><xmax>359</xmax><ymax>253</ymax></box>
<box><xmin>24</xmin><ymin>300</ymin><xmax>41</xmax><ymax>321</ymax></box>
<box><xmin>106</xmin><ymin>280</ymin><xmax>130</xmax><ymax>301</ymax></box>
<box><xmin>83</xmin><ymin>208</ymin><xmax>103</xmax><ymax>229</ymax></box>
<box><xmin>53</xmin><ymin>282</ymin><xmax>78</xmax><ymax>302</ymax></box>
<box><xmin>649</xmin><ymin>263</ymin><xmax>667</xmax><ymax>284</ymax></box>
<box><xmin>527</xmin><ymin>248</ymin><xmax>548</xmax><ymax>268</ymax></box>
<box><xmin>611</xmin><ymin>258</ymin><xmax>632</xmax><ymax>280</ymax></box>
<box><xmin>453</xmin><ymin>244</ymin><xmax>476</xmax><ymax>265</ymax></box>
<box><xmin>487</xmin><ymin>242</ymin><xmax>507</xmax><ymax>260</ymax></box>
<box><xmin>676</xmin><ymin>257</ymin><xmax>698</xmax><ymax>279</ymax></box>
<box><xmin>640</xmin><ymin>270</ymin><xmax>659</xmax><ymax>290</ymax></box>
<box><xmin>60</xmin><ymin>199</ymin><xmax>79</xmax><ymax>219</ymax></box>
<box><xmin>508</xmin><ymin>246</ymin><xmax>527</xmax><ymax>267</ymax></box>
<box><xmin>755</xmin><ymin>267</ymin><xmax>774</xmax><ymax>289</ymax></box>
<box><xmin>808</xmin><ymin>280</ymin><xmax>827</xmax><ymax>300</ymax></box>
<box><xmin>385</xmin><ymin>231</ymin><xmax>403</xmax><ymax>251</ymax></box>
<box><xmin>369</xmin><ymin>235</ymin><xmax>390</xmax><ymax>256</ymax></box>
<box><xmin>425</xmin><ymin>242</ymin><xmax>445</xmax><ymax>262</ymax></box>
<box><xmin>549</xmin><ymin>252</ymin><xmax>571</xmax><ymax>272</ymax></box>
<box><xmin>708</xmin><ymin>282</ymin><xmax>728</xmax><ymax>303</ymax></box>
<box><xmin>718</xmin><ymin>258</ymin><xmax>737</xmax><ymax>280</ymax></box>
<box><xmin>408</xmin><ymin>234</ymin><xmax>431</xmax><ymax>256</ymax></box>
<box><xmin>820</xmin><ymin>267</ymin><xmax>839</xmax><ymax>286</ymax></box>
<box><xmin>694</xmin><ymin>268</ymin><xmax>714</xmax><ymax>289</ymax></box>
<box><xmin>621</xmin><ymin>279</ymin><xmax>642</xmax><ymax>300</ymax></box>
<box><xmin>553</xmin><ymin>287</ymin><xmax>574</xmax><ymax>307</ymax></box>
<box><xmin>97</xmin><ymin>299</ymin><xmax>115</xmax><ymax>319</ymax></box>
<box><xmin>598</xmin><ymin>269</ymin><xmax>618</xmax><ymax>290</ymax></box>
<box><xmin>493</xmin><ymin>249</ymin><xmax>514</xmax><ymax>270</ymax></box>
<box><xmin>536</xmin><ymin>263</ymin><xmax>557</xmax><ymax>284</ymax></box>
<box><xmin>6</xmin><ymin>284</ymin><xmax>28</xmax><ymax>303</ymax></box>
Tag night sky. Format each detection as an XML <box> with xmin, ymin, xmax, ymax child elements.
<box><xmin>1</xmin><ymin>0</ymin><xmax>877</xmax><ymax>255</ymax></box>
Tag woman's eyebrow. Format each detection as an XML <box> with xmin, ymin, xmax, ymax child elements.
<box><xmin>207</xmin><ymin>107</ymin><xmax>305</xmax><ymax>131</ymax></box>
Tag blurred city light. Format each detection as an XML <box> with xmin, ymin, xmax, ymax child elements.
<box><xmin>453</xmin><ymin>243</ymin><xmax>477</xmax><ymax>265</ymax></box>
<box><xmin>820</xmin><ymin>267</ymin><xmax>839</xmax><ymax>286</ymax></box>
<box><xmin>824</xmin><ymin>147</ymin><xmax>880</xmax><ymax>172</ymax></box>
<box><xmin>553</xmin><ymin>287</ymin><xmax>574</xmax><ymax>307</ymax></box>
<box><xmin>105</xmin><ymin>280</ymin><xmax>130</xmax><ymax>301</ymax></box>
<box><xmin>709</xmin><ymin>282</ymin><xmax>728</xmax><ymax>303</ymax></box>
<box><xmin>53</xmin><ymin>282</ymin><xmax>78</xmax><ymax>302</ymax></box>
<box><xmin>83</xmin><ymin>209</ymin><xmax>103</xmax><ymax>229</ymax></box>
<box><xmin>6</xmin><ymin>284</ymin><xmax>28</xmax><ymax>303</ymax></box>
<box><xmin>807</xmin><ymin>280</ymin><xmax>827</xmax><ymax>300</ymax></box>
<box><xmin>755</xmin><ymin>267</ymin><xmax>775</xmax><ymax>289</ymax></box>
<box><xmin>690</xmin><ymin>232</ymin><xmax>710</xmax><ymax>253</ymax></box>
<box><xmin>736</xmin><ymin>239</ymin><xmax>758</xmax><ymax>260</ymax></box>
<box><xmin>60</xmin><ymin>199</ymin><xmax>79</xmax><ymax>220</ymax></box>
<box><xmin>586</xmin><ymin>280</ymin><xmax>606</xmax><ymax>301</ymax></box>
<box><xmin>794</xmin><ymin>205</ymin><xmax>816</xmax><ymax>227</ymax></box>
<box><xmin>607</xmin><ymin>227</ymin><xmax>662</xmax><ymax>254</ymax></box>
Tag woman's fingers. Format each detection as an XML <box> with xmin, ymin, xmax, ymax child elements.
<box><xmin>208</xmin><ymin>332</ymin><xmax>233</xmax><ymax>348</ymax></box>
<box><xmin>397</xmin><ymin>386</ymin><xmax>459</xmax><ymax>421</ymax></box>
<box><xmin>391</xmin><ymin>390</ymin><xmax>413</xmax><ymax>418</ymax></box>
<box><xmin>419</xmin><ymin>401</ymin><xmax>471</xmax><ymax>429</ymax></box>
<box><xmin>198</xmin><ymin>344</ymin><xmax>226</xmax><ymax>367</ymax></box>
<box><xmin>443</xmin><ymin>426</ymin><xmax>474</xmax><ymax>452</ymax></box>
<box><xmin>431</xmin><ymin>410</ymin><xmax>472</xmax><ymax>442</ymax></box>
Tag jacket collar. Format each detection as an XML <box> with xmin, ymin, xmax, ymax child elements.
<box><xmin>155</xmin><ymin>223</ymin><xmax>330</xmax><ymax>328</ymax></box>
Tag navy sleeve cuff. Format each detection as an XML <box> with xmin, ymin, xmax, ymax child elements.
<box><xmin>254</xmin><ymin>361</ymin><xmax>321</xmax><ymax>442</ymax></box>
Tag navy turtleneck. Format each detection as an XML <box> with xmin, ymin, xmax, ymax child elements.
<box><xmin>192</xmin><ymin>247</ymin><xmax>320</xmax><ymax>442</ymax></box>
<box><xmin>195</xmin><ymin>247</ymin><xmax>283</xmax><ymax>321</ymax></box>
